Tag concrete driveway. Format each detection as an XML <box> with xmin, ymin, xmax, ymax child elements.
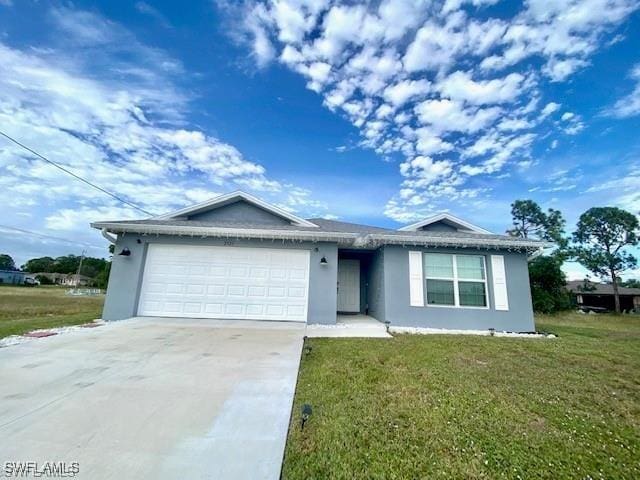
<box><xmin>0</xmin><ymin>317</ymin><xmax>305</xmax><ymax>479</ymax></box>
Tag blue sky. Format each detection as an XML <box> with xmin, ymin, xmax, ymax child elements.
<box><xmin>0</xmin><ymin>0</ymin><xmax>638</xmax><ymax>279</ymax></box>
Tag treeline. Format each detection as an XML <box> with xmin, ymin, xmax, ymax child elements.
<box><xmin>506</xmin><ymin>201</ymin><xmax>639</xmax><ymax>314</ymax></box>
<box><xmin>21</xmin><ymin>255</ymin><xmax>108</xmax><ymax>277</ymax></box>
<box><xmin>0</xmin><ymin>253</ymin><xmax>111</xmax><ymax>289</ymax></box>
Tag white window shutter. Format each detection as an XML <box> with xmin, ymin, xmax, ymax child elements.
<box><xmin>491</xmin><ymin>255</ymin><xmax>509</xmax><ymax>311</ymax></box>
<box><xmin>409</xmin><ymin>251</ymin><xmax>424</xmax><ymax>307</ymax></box>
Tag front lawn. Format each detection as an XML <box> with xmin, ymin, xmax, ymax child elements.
<box><xmin>0</xmin><ymin>286</ymin><xmax>104</xmax><ymax>338</ymax></box>
<box><xmin>283</xmin><ymin>312</ymin><xmax>640</xmax><ymax>479</ymax></box>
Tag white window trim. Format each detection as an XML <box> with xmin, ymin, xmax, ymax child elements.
<box><xmin>424</xmin><ymin>254</ymin><xmax>490</xmax><ymax>310</ymax></box>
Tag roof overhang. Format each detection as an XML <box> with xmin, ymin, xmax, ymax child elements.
<box><xmin>91</xmin><ymin>222</ymin><xmax>356</xmax><ymax>243</ymax></box>
<box><xmin>91</xmin><ymin>221</ymin><xmax>550</xmax><ymax>252</ymax></box>
<box><xmin>356</xmin><ymin>233</ymin><xmax>549</xmax><ymax>252</ymax></box>
<box><xmin>152</xmin><ymin>191</ymin><xmax>318</xmax><ymax>228</ymax></box>
<box><xmin>398</xmin><ymin>213</ymin><xmax>491</xmax><ymax>234</ymax></box>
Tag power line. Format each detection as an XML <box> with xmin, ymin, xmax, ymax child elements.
<box><xmin>0</xmin><ymin>130</ymin><xmax>156</xmax><ymax>216</ymax></box>
<box><xmin>0</xmin><ymin>224</ymin><xmax>106</xmax><ymax>251</ymax></box>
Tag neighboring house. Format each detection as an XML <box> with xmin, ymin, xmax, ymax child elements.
<box><xmin>34</xmin><ymin>272</ymin><xmax>91</xmax><ymax>286</ymax></box>
<box><xmin>61</xmin><ymin>274</ymin><xmax>92</xmax><ymax>287</ymax></box>
<box><xmin>0</xmin><ymin>270</ymin><xmax>26</xmax><ymax>285</ymax></box>
<box><xmin>567</xmin><ymin>280</ymin><xmax>640</xmax><ymax>312</ymax></box>
<box><xmin>34</xmin><ymin>272</ymin><xmax>68</xmax><ymax>284</ymax></box>
<box><xmin>92</xmin><ymin>191</ymin><xmax>546</xmax><ymax>331</ymax></box>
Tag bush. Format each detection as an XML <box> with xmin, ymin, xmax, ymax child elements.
<box><xmin>35</xmin><ymin>275</ymin><xmax>54</xmax><ymax>285</ymax></box>
<box><xmin>529</xmin><ymin>256</ymin><xmax>572</xmax><ymax>314</ymax></box>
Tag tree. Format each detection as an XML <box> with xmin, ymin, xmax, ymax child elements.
<box><xmin>53</xmin><ymin>255</ymin><xmax>81</xmax><ymax>274</ymax></box>
<box><xmin>0</xmin><ymin>254</ymin><xmax>16</xmax><ymax>271</ymax></box>
<box><xmin>35</xmin><ymin>274</ymin><xmax>54</xmax><ymax>285</ymax></box>
<box><xmin>21</xmin><ymin>255</ymin><xmax>109</xmax><ymax>277</ymax></box>
<box><xmin>507</xmin><ymin>200</ymin><xmax>568</xmax><ymax>250</ymax></box>
<box><xmin>528</xmin><ymin>256</ymin><xmax>572</xmax><ymax>313</ymax></box>
<box><xmin>93</xmin><ymin>262</ymin><xmax>111</xmax><ymax>290</ymax></box>
<box><xmin>507</xmin><ymin>200</ymin><xmax>570</xmax><ymax>311</ymax></box>
<box><xmin>22</xmin><ymin>256</ymin><xmax>55</xmax><ymax>273</ymax></box>
<box><xmin>622</xmin><ymin>278</ymin><xmax>640</xmax><ymax>289</ymax></box>
<box><xmin>572</xmin><ymin>207</ymin><xmax>639</xmax><ymax>313</ymax></box>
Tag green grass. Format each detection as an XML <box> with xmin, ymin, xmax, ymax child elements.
<box><xmin>283</xmin><ymin>312</ymin><xmax>640</xmax><ymax>479</ymax></box>
<box><xmin>0</xmin><ymin>286</ymin><xmax>104</xmax><ymax>338</ymax></box>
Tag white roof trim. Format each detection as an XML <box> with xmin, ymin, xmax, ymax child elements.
<box><xmin>91</xmin><ymin>222</ymin><xmax>355</xmax><ymax>242</ymax></box>
<box><xmin>398</xmin><ymin>213</ymin><xmax>491</xmax><ymax>234</ymax></box>
<box><xmin>356</xmin><ymin>233</ymin><xmax>549</xmax><ymax>250</ymax></box>
<box><xmin>152</xmin><ymin>191</ymin><xmax>318</xmax><ymax>228</ymax></box>
<box><xmin>91</xmin><ymin>221</ymin><xmax>549</xmax><ymax>250</ymax></box>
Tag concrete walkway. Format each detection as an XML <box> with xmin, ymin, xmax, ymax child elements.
<box><xmin>305</xmin><ymin>314</ymin><xmax>392</xmax><ymax>338</ymax></box>
<box><xmin>0</xmin><ymin>317</ymin><xmax>305</xmax><ymax>480</ymax></box>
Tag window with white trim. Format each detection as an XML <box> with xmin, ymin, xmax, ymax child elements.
<box><xmin>423</xmin><ymin>253</ymin><xmax>488</xmax><ymax>308</ymax></box>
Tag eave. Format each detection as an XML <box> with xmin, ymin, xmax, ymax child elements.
<box><xmin>91</xmin><ymin>222</ymin><xmax>357</xmax><ymax>244</ymax></box>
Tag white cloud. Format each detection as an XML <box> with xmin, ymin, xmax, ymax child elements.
<box><xmin>585</xmin><ymin>168</ymin><xmax>640</xmax><ymax>212</ymax></box>
<box><xmin>414</xmin><ymin>127</ymin><xmax>454</xmax><ymax>155</ymax></box>
<box><xmin>606</xmin><ymin>64</ymin><xmax>640</xmax><ymax>118</ymax></box>
<box><xmin>228</xmin><ymin>0</ymin><xmax>638</xmax><ymax>221</ymax></box>
<box><xmin>415</xmin><ymin>99</ymin><xmax>502</xmax><ymax>134</ymax></box>
<box><xmin>0</xmin><ymin>6</ymin><xmax>326</xmax><ymax>259</ymax></box>
<box><xmin>436</xmin><ymin>71</ymin><xmax>526</xmax><ymax>105</ymax></box>
<box><xmin>480</xmin><ymin>0</ymin><xmax>637</xmax><ymax>80</ymax></box>
<box><xmin>400</xmin><ymin>156</ymin><xmax>453</xmax><ymax>185</ymax></box>
<box><xmin>383</xmin><ymin>79</ymin><xmax>431</xmax><ymax>108</ymax></box>
<box><xmin>135</xmin><ymin>2</ymin><xmax>172</xmax><ymax>28</ymax></box>
<box><xmin>540</xmin><ymin>101</ymin><xmax>561</xmax><ymax>118</ymax></box>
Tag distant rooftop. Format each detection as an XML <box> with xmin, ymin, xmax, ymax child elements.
<box><xmin>567</xmin><ymin>280</ymin><xmax>640</xmax><ymax>296</ymax></box>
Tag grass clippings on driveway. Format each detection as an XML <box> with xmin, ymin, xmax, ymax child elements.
<box><xmin>283</xmin><ymin>312</ymin><xmax>640</xmax><ymax>479</ymax></box>
<box><xmin>0</xmin><ymin>286</ymin><xmax>104</xmax><ymax>338</ymax></box>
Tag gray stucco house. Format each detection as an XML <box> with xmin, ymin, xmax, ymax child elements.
<box><xmin>92</xmin><ymin>191</ymin><xmax>545</xmax><ymax>331</ymax></box>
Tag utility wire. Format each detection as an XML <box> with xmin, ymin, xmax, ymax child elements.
<box><xmin>0</xmin><ymin>130</ymin><xmax>156</xmax><ymax>216</ymax></box>
<box><xmin>0</xmin><ymin>224</ymin><xmax>106</xmax><ymax>251</ymax></box>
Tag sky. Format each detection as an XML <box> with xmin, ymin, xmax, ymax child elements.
<box><xmin>0</xmin><ymin>0</ymin><xmax>638</xmax><ymax>279</ymax></box>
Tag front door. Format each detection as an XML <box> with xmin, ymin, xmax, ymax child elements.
<box><xmin>337</xmin><ymin>259</ymin><xmax>360</xmax><ymax>313</ymax></box>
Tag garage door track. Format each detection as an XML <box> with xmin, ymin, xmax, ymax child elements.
<box><xmin>0</xmin><ymin>317</ymin><xmax>305</xmax><ymax>479</ymax></box>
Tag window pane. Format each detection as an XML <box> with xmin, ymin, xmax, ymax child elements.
<box><xmin>424</xmin><ymin>253</ymin><xmax>453</xmax><ymax>278</ymax></box>
<box><xmin>456</xmin><ymin>255</ymin><xmax>485</xmax><ymax>280</ymax></box>
<box><xmin>426</xmin><ymin>279</ymin><xmax>455</xmax><ymax>305</ymax></box>
<box><xmin>459</xmin><ymin>281</ymin><xmax>487</xmax><ymax>307</ymax></box>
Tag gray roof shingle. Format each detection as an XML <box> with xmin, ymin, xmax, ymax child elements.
<box><xmin>91</xmin><ymin>217</ymin><xmax>548</xmax><ymax>250</ymax></box>
<box><xmin>566</xmin><ymin>280</ymin><xmax>640</xmax><ymax>296</ymax></box>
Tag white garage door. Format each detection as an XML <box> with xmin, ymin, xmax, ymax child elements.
<box><xmin>138</xmin><ymin>244</ymin><xmax>310</xmax><ymax>322</ymax></box>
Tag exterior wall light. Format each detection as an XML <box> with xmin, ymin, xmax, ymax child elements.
<box><xmin>320</xmin><ymin>256</ymin><xmax>328</xmax><ymax>265</ymax></box>
<box><xmin>118</xmin><ymin>248</ymin><xmax>131</xmax><ymax>256</ymax></box>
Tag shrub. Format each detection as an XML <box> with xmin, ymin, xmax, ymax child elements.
<box><xmin>529</xmin><ymin>256</ymin><xmax>572</xmax><ymax>314</ymax></box>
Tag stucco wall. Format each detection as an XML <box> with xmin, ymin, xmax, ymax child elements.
<box><xmin>186</xmin><ymin>200</ymin><xmax>291</xmax><ymax>225</ymax></box>
<box><xmin>381</xmin><ymin>245</ymin><xmax>535</xmax><ymax>331</ymax></box>
<box><xmin>102</xmin><ymin>234</ymin><xmax>338</xmax><ymax>324</ymax></box>
<box><xmin>367</xmin><ymin>249</ymin><xmax>385</xmax><ymax>322</ymax></box>
<box><xmin>418</xmin><ymin>222</ymin><xmax>458</xmax><ymax>232</ymax></box>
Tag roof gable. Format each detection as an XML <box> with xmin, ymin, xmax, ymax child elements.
<box><xmin>152</xmin><ymin>191</ymin><xmax>318</xmax><ymax>227</ymax></box>
<box><xmin>398</xmin><ymin>213</ymin><xmax>491</xmax><ymax>234</ymax></box>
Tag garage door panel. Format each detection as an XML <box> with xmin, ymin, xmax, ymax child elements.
<box><xmin>248</xmin><ymin>286</ymin><xmax>266</xmax><ymax>297</ymax></box>
<box><xmin>184</xmin><ymin>303</ymin><xmax>203</xmax><ymax>314</ymax></box>
<box><xmin>249</xmin><ymin>267</ymin><xmax>268</xmax><ymax>279</ymax></box>
<box><xmin>246</xmin><ymin>304</ymin><xmax>264</xmax><ymax>315</ymax></box>
<box><xmin>209</xmin><ymin>266</ymin><xmax>226</xmax><ymax>276</ymax></box>
<box><xmin>138</xmin><ymin>245</ymin><xmax>309</xmax><ymax>322</ymax></box>
<box><xmin>228</xmin><ymin>285</ymin><xmax>246</xmax><ymax>296</ymax></box>
<box><xmin>288</xmin><ymin>287</ymin><xmax>305</xmax><ymax>298</ymax></box>
<box><xmin>207</xmin><ymin>285</ymin><xmax>226</xmax><ymax>295</ymax></box>
<box><xmin>205</xmin><ymin>303</ymin><xmax>223</xmax><ymax>314</ymax></box>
